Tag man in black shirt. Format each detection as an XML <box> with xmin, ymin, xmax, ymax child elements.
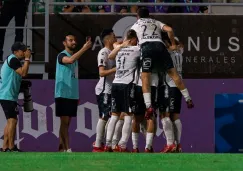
<box><xmin>0</xmin><ymin>0</ymin><xmax>30</xmax><ymax>61</ymax></box>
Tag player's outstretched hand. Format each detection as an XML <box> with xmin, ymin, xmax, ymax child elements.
<box><xmin>186</xmin><ymin>100</ymin><xmax>194</xmax><ymax>109</ymax></box>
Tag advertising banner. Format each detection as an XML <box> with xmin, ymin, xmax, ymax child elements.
<box><xmin>32</xmin><ymin>15</ymin><xmax>243</xmax><ymax>78</ymax></box>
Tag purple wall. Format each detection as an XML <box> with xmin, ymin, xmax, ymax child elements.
<box><xmin>1</xmin><ymin>79</ymin><xmax>242</xmax><ymax>152</ymax></box>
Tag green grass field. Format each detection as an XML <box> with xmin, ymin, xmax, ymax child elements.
<box><xmin>0</xmin><ymin>153</ymin><xmax>242</xmax><ymax>171</ymax></box>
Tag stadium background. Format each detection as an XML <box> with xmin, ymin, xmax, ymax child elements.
<box><xmin>0</xmin><ymin>0</ymin><xmax>243</xmax><ymax>153</ymax></box>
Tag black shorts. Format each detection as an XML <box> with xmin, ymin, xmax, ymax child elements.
<box><xmin>158</xmin><ymin>85</ymin><xmax>182</xmax><ymax>114</ymax></box>
<box><xmin>96</xmin><ymin>93</ymin><xmax>111</xmax><ymax>119</ymax></box>
<box><xmin>55</xmin><ymin>98</ymin><xmax>78</xmax><ymax>117</ymax></box>
<box><xmin>134</xmin><ymin>86</ymin><xmax>157</xmax><ymax>116</ymax></box>
<box><xmin>141</xmin><ymin>42</ymin><xmax>174</xmax><ymax>73</ymax></box>
<box><xmin>0</xmin><ymin>100</ymin><xmax>19</xmax><ymax>119</ymax></box>
<box><xmin>111</xmin><ymin>83</ymin><xmax>136</xmax><ymax>114</ymax></box>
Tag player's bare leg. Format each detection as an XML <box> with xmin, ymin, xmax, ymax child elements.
<box><xmin>59</xmin><ymin>116</ymin><xmax>72</xmax><ymax>152</ymax></box>
<box><xmin>160</xmin><ymin>113</ymin><xmax>176</xmax><ymax>153</ymax></box>
<box><xmin>105</xmin><ymin>112</ymin><xmax>120</xmax><ymax>152</ymax></box>
<box><xmin>118</xmin><ymin>112</ymin><xmax>133</xmax><ymax>152</ymax></box>
<box><xmin>167</xmin><ymin>68</ymin><xmax>194</xmax><ymax>108</ymax></box>
<box><xmin>7</xmin><ymin>118</ymin><xmax>17</xmax><ymax>150</ymax></box>
<box><xmin>171</xmin><ymin>113</ymin><xmax>182</xmax><ymax>152</ymax></box>
<box><xmin>2</xmin><ymin>124</ymin><xmax>9</xmax><ymax>150</ymax></box>
<box><xmin>132</xmin><ymin>115</ymin><xmax>143</xmax><ymax>152</ymax></box>
<box><xmin>112</xmin><ymin>113</ymin><xmax>124</xmax><ymax>151</ymax></box>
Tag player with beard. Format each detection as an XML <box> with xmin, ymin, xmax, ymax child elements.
<box><xmin>130</xmin><ymin>8</ymin><xmax>194</xmax><ymax>122</ymax></box>
<box><xmin>158</xmin><ymin>35</ymin><xmax>184</xmax><ymax>153</ymax></box>
<box><xmin>55</xmin><ymin>34</ymin><xmax>92</xmax><ymax>152</ymax></box>
<box><xmin>104</xmin><ymin>30</ymin><xmax>139</xmax><ymax>152</ymax></box>
<box><xmin>93</xmin><ymin>29</ymin><xmax>117</xmax><ymax>152</ymax></box>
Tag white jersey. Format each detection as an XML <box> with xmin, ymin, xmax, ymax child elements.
<box><xmin>131</xmin><ymin>18</ymin><xmax>165</xmax><ymax>45</ymax></box>
<box><xmin>95</xmin><ymin>47</ymin><xmax>115</xmax><ymax>95</ymax></box>
<box><xmin>165</xmin><ymin>47</ymin><xmax>183</xmax><ymax>87</ymax></box>
<box><xmin>113</xmin><ymin>46</ymin><xmax>140</xmax><ymax>84</ymax></box>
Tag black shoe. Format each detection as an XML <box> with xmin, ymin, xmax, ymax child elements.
<box><xmin>3</xmin><ymin>148</ymin><xmax>11</xmax><ymax>152</ymax></box>
<box><xmin>0</xmin><ymin>148</ymin><xmax>3</xmax><ymax>152</ymax></box>
<box><xmin>10</xmin><ymin>146</ymin><xmax>22</xmax><ymax>152</ymax></box>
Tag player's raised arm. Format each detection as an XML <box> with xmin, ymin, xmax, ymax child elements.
<box><xmin>159</xmin><ymin>22</ymin><xmax>176</xmax><ymax>48</ymax></box>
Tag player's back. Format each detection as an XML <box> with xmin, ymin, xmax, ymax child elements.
<box><xmin>113</xmin><ymin>46</ymin><xmax>140</xmax><ymax>84</ymax></box>
<box><xmin>165</xmin><ymin>47</ymin><xmax>183</xmax><ymax>87</ymax></box>
<box><xmin>131</xmin><ymin>18</ymin><xmax>164</xmax><ymax>45</ymax></box>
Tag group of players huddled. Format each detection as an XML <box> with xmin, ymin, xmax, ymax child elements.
<box><xmin>93</xmin><ymin>8</ymin><xmax>194</xmax><ymax>153</ymax></box>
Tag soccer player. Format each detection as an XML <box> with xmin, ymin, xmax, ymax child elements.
<box><xmin>132</xmin><ymin>70</ymin><xmax>159</xmax><ymax>153</ymax></box>
<box><xmin>104</xmin><ymin>30</ymin><xmax>140</xmax><ymax>152</ymax></box>
<box><xmin>130</xmin><ymin>8</ymin><xmax>194</xmax><ymax>120</ymax></box>
<box><xmin>93</xmin><ymin>29</ymin><xmax>117</xmax><ymax>152</ymax></box>
<box><xmin>55</xmin><ymin>34</ymin><xmax>92</xmax><ymax>152</ymax></box>
<box><xmin>158</xmin><ymin>37</ymin><xmax>184</xmax><ymax>153</ymax></box>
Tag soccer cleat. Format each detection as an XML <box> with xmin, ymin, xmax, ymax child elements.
<box><xmin>92</xmin><ymin>141</ymin><xmax>105</xmax><ymax>149</ymax></box>
<box><xmin>92</xmin><ymin>146</ymin><xmax>104</xmax><ymax>152</ymax></box>
<box><xmin>145</xmin><ymin>147</ymin><xmax>154</xmax><ymax>153</ymax></box>
<box><xmin>132</xmin><ymin>148</ymin><xmax>139</xmax><ymax>153</ymax></box>
<box><xmin>118</xmin><ymin>146</ymin><xmax>130</xmax><ymax>153</ymax></box>
<box><xmin>0</xmin><ymin>148</ymin><xmax>2</xmax><ymax>152</ymax></box>
<box><xmin>112</xmin><ymin>145</ymin><xmax>120</xmax><ymax>152</ymax></box>
<box><xmin>160</xmin><ymin>144</ymin><xmax>177</xmax><ymax>153</ymax></box>
<box><xmin>145</xmin><ymin>107</ymin><xmax>155</xmax><ymax>120</ymax></box>
<box><xmin>104</xmin><ymin>146</ymin><xmax>113</xmax><ymax>152</ymax></box>
<box><xmin>176</xmin><ymin>144</ymin><xmax>182</xmax><ymax>153</ymax></box>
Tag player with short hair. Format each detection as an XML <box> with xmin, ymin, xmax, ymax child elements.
<box><xmin>104</xmin><ymin>29</ymin><xmax>140</xmax><ymax>152</ymax></box>
<box><xmin>158</xmin><ymin>35</ymin><xmax>184</xmax><ymax>153</ymax></box>
<box><xmin>93</xmin><ymin>29</ymin><xmax>117</xmax><ymax>152</ymax></box>
<box><xmin>131</xmin><ymin>7</ymin><xmax>194</xmax><ymax>121</ymax></box>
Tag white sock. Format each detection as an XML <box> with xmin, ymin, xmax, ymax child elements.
<box><xmin>174</xmin><ymin>119</ymin><xmax>182</xmax><ymax>144</ymax></box>
<box><xmin>143</xmin><ymin>93</ymin><xmax>151</xmax><ymax>108</ymax></box>
<box><xmin>162</xmin><ymin>117</ymin><xmax>174</xmax><ymax>145</ymax></box>
<box><xmin>94</xmin><ymin>119</ymin><xmax>107</xmax><ymax>147</ymax></box>
<box><xmin>132</xmin><ymin>132</ymin><xmax>139</xmax><ymax>149</ymax></box>
<box><xmin>118</xmin><ymin>116</ymin><xmax>132</xmax><ymax>148</ymax></box>
<box><xmin>112</xmin><ymin>120</ymin><xmax>124</xmax><ymax>149</ymax></box>
<box><xmin>145</xmin><ymin>132</ymin><xmax>154</xmax><ymax>150</ymax></box>
<box><xmin>106</xmin><ymin>115</ymin><xmax>119</xmax><ymax>147</ymax></box>
<box><xmin>103</xmin><ymin>118</ymin><xmax>110</xmax><ymax>143</ymax></box>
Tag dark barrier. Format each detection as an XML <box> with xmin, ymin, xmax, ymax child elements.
<box><xmin>32</xmin><ymin>14</ymin><xmax>243</xmax><ymax>79</ymax></box>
